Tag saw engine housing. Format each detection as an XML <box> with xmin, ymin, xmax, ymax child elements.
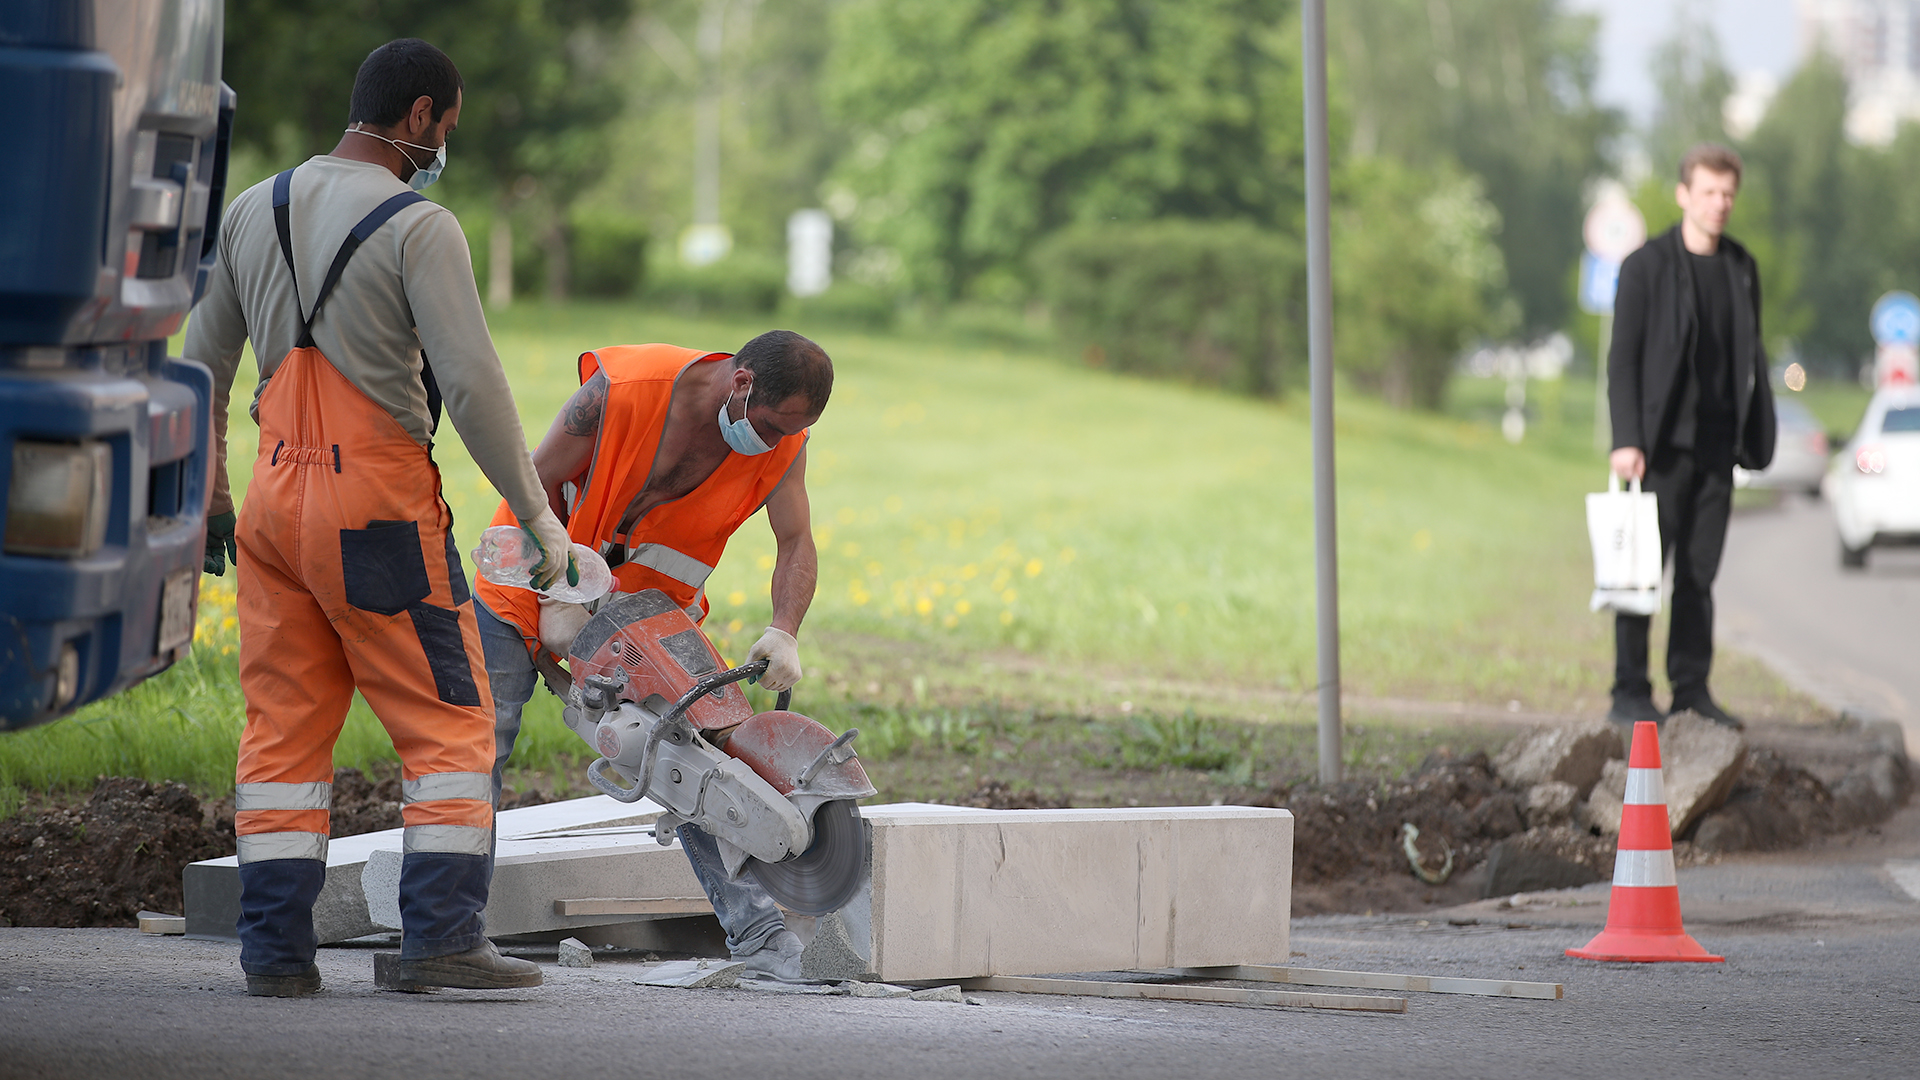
<box><xmin>557</xmin><ymin>590</ymin><xmax>875</xmax><ymax>914</ymax></box>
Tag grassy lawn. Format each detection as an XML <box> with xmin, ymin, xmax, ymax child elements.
<box><xmin>0</xmin><ymin>301</ymin><xmax>1830</xmax><ymax>813</ymax></box>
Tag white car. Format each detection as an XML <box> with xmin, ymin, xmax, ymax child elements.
<box><xmin>1823</xmin><ymin>385</ymin><xmax>1920</xmax><ymax>568</ymax></box>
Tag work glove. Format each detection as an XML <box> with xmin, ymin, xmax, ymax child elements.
<box><xmin>203</xmin><ymin>510</ymin><xmax>237</xmax><ymax>576</ymax></box>
<box><xmin>746</xmin><ymin>626</ymin><xmax>801</xmax><ymax>693</ymax></box>
<box><xmin>537</xmin><ymin>595</ymin><xmax>595</xmax><ymax>659</ymax></box>
<box><xmin>519</xmin><ymin>506</ymin><xmax>578</xmax><ymax>592</ymax></box>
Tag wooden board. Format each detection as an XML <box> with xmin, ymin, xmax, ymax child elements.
<box><xmin>959</xmin><ymin>974</ymin><xmax>1406</xmax><ymax>1013</ymax></box>
<box><xmin>1171</xmin><ymin>964</ymin><xmax>1562</xmax><ymax>1001</ymax></box>
<box><xmin>553</xmin><ymin>897</ymin><xmax>715</xmax><ymax>916</ymax></box>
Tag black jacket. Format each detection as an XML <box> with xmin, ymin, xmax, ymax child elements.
<box><xmin>1607</xmin><ymin>225</ymin><xmax>1776</xmax><ymax>470</ymax></box>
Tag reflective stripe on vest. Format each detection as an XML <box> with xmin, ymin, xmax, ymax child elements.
<box><xmin>401</xmin><ymin>772</ymin><xmax>492</xmax><ymax>804</ymax></box>
<box><xmin>404</xmin><ymin>823</ymin><xmax>491</xmax><ymax>856</ymax></box>
<box><xmin>1611</xmin><ymin>848</ymin><xmax>1678</xmax><ymax>889</ymax></box>
<box><xmin>624</xmin><ymin>543</ymin><xmax>714</xmax><ymax>590</ymax></box>
<box><xmin>238</xmin><ymin>831</ymin><xmax>329</xmax><ymax>863</ymax></box>
<box><xmin>235</xmin><ymin>781</ymin><xmax>333</xmax><ymax>812</ymax></box>
<box><xmin>684</xmin><ymin>587</ymin><xmax>706</xmax><ymax>622</ymax></box>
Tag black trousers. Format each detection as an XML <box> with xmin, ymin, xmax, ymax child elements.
<box><xmin>1612</xmin><ymin>449</ymin><xmax>1733</xmax><ymax>706</ymax></box>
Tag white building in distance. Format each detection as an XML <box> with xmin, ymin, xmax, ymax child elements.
<box><xmin>1801</xmin><ymin>0</ymin><xmax>1920</xmax><ymax>144</ymax></box>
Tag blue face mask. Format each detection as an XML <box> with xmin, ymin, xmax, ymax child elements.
<box><xmin>346</xmin><ymin>127</ymin><xmax>448</xmax><ymax>191</ymax></box>
<box><xmin>718</xmin><ymin>384</ymin><xmax>774</xmax><ymax>455</ymax></box>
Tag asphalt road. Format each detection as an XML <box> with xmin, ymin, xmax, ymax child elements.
<box><xmin>6</xmin><ymin>805</ymin><xmax>1920</xmax><ymax>1080</ymax></box>
<box><xmin>1718</xmin><ymin>492</ymin><xmax>1920</xmax><ymax>752</ymax></box>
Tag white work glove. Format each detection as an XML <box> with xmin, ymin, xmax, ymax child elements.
<box><xmin>519</xmin><ymin>506</ymin><xmax>577</xmax><ymax>592</ymax></box>
<box><xmin>746</xmin><ymin>627</ymin><xmax>801</xmax><ymax>693</ymax></box>
<box><xmin>537</xmin><ymin>595</ymin><xmax>595</xmax><ymax>658</ymax></box>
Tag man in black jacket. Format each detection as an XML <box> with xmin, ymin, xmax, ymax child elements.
<box><xmin>1606</xmin><ymin>143</ymin><xmax>1776</xmax><ymax>730</ymax></box>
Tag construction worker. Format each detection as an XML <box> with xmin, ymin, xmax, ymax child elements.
<box><xmin>474</xmin><ymin>333</ymin><xmax>831</xmax><ymax>981</ymax></box>
<box><xmin>185</xmin><ymin>39</ymin><xmax>575</xmax><ymax>997</ymax></box>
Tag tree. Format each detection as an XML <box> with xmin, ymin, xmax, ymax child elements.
<box><xmin>221</xmin><ymin>0</ymin><xmax>632</xmax><ymax>302</ymax></box>
<box><xmin>1646</xmin><ymin>13</ymin><xmax>1736</xmax><ymax>173</ymax></box>
<box><xmin>1335</xmin><ymin>157</ymin><xmax>1515</xmax><ymax>408</ymax></box>
<box><xmin>1330</xmin><ymin>0</ymin><xmax>1620</xmax><ymax>336</ymax></box>
<box><xmin>822</xmin><ymin>0</ymin><xmax>1305</xmax><ymax>301</ymax></box>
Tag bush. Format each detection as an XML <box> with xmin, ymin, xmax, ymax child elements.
<box><xmin>1033</xmin><ymin>221</ymin><xmax>1301</xmax><ymax>395</ymax></box>
<box><xmin>570</xmin><ymin>211</ymin><xmax>648</xmax><ymax>298</ymax></box>
<box><xmin>782</xmin><ymin>281</ymin><xmax>900</xmax><ymax>331</ymax></box>
<box><xmin>644</xmin><ymin>252</ymin><xmax>786</xmax><ymax>316</ymax></box>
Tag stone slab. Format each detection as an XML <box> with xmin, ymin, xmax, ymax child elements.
<box><xmin>183</xmin><ymin>795</ymin><xmax>664</xmax><ymax>941</ymax></box>
<box><xmin>630</xmin><ymin>959</ymin><xmax>743</xmax><ymax>988</ymax></box>
<box><xmin>1661</xmin><ymin>712</ymin><xmax>1748</xmax><ymax>838</ymax></box>
<box><xmin>804</xmin><ymin>803</ymin><xmax>1292</xmax><ymax>984</ymax></box>
<box><xmin>1493</xmin><ymin>721</ymin><xmax>1623</xmax><ymax>798</ymax></box>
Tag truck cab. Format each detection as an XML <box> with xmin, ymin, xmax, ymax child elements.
<box><xmin>0</xmin><ymin>0</ymin><xmax>232</xmax><ymax>728</ymax></box>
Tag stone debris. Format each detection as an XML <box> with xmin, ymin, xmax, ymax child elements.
<box><xmin>631</xmin><ymin>959</ymin><xmax>744</xmax><ymax>989</ymax></box>
<box><xmin>1492</xmin><ymin>721</ymin><xmax>1623</xmax><ymax>798</ymax></box>
<box><xmin>557</xmin><ymin>938</ymin><xmax>594</xmax><ymax>968</ymax></box>
<box><xmin>737</xmin><ymin>978</ymin><xmax>845</xmax><ymax>995</ymax></box>
<box><xmin>1519</xmin><ymin>782</ymin><xmax>1579</xmax><ymax>829</ymax></box>
<box><xmin>1480</xmin><ymin>826</ymin><xmax>1612</xmax><ymax>897</ymax></box>
<box><xmin>1580</xmin><ymin>759</ymin><xmax>1630</xmax><ymax>836</ymax></box>
<box><xmin>910</xmin><ymin>984</ymin><xmax>966</xmax><ymax>1003</ymax></box>
<box><xmin>136</xmin><ymin>910</ymin><xmax>185</xmax><ymax>935</ymax></box>
<box><xmin>1660</xmin><ymin>713</ymin><xmax>1747</xmax><ymax>838</ymax></box>
<box><xmin>844</xmin><ymin>980</ymin><xmax>914</xmax><ymax>998</ymax></box>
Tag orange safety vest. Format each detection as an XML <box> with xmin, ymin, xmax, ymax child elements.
<box><xmin>477</xmin><ymin>343</ymin><xmax>807</xmax><ymax>649</ymax></box>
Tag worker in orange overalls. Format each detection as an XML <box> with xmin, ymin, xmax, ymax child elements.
<box><xmin>473</xmin><ymin>333</ymin><xmax>831</xmax><ymax>981</ymax></box>
<box><xmin>184</xmin><ymin>40</ymin><xmax>574</xmax><ymax>997</ymax></box>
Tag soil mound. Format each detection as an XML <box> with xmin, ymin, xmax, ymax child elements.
<box><xmin>0</xmin><ymin>778</ymin><xmax>233</xmax><ymax>928</ymax></box>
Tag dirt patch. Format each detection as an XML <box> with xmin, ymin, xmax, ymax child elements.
<box><xmin>0</xmin><ymin>778</ymin><xmax>233</xmax><ymax>928</ymax></box>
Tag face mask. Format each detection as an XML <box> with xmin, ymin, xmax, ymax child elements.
<box><xmin>345</xmin><ymin>127</ymin><xmax>448</xmax><ymax>190</ymax></box>
<box><xmin>718</xmin><ymin>384</ymin><xmax>774</xmax><ymax>455</ymax></box>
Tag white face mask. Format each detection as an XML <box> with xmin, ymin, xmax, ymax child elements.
<box><xmin>345</xmin><ymin>126</ymin><xmax>448</xmax><ymax>190</ymax></box>
<box><xmin>718</xmin><ymin>383</ymin><xmax>774</xmax><ymax>455</ymax></box>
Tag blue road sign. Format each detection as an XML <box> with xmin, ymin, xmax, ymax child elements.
<box><xmin>1871</xmin><ymin>291</ymin><xmax>1920</xmax><ymax>347</ymax></box>
<box><xmin>1579</xmin><ymin>252</ymin><xmax>1621</xmax><ymax>316</ymax></box>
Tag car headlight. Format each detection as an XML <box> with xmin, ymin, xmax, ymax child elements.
<box><xmin>5</xmin><ymin>440</ymin><xmax>111</xmax><ymax>557</ymax></box>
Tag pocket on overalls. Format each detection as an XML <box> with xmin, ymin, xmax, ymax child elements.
<box><xmin>340</xmin><ymin>520</ymin><xmax>431</xmax><ymax>615</ymax></box>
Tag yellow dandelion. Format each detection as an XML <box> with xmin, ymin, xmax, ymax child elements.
<box><xmin>836</xmin><ymin>506</ymin><xmax>857</xmax><ymax>525</ymax></box>
<box><xmin>942</xmin><ymin>614</ymin><xmax>958</xmax><ymax>628</ymax></box>
<box><xmin>1060</xmin><ymin>547</ymin><xmax>1077</xmax><ymax>564</ymax></box>
<box><xmin>930</xmin><ymin>581</ymin><xmax>947</xmax><ymax>597</ymax></box>
<box><xmin>915</xmin><ymin>597</ymin><xmax>933</xmax><ymax>616</ymax></box>
<box><xmin>757</xmin><ymin>554</ymin><xmax>775</xmax><ymax>570</ymax></box>
<box><xmin>840</xmin><ymin>542</ymin><xmax>860</xmax><ymax>557</ymax></box>
<box><xmin>1413</xmin><ymin>529</ymin><xmax>1433</xmax><ymax>552</ymax></box>
<box><xmin>883</xmin><ymin>495</ymin><xmax>903</xmax><ymax>513</ymax></box>
<box><xmin>954</xmin><ymin>600</ymin><xmax>972</xmax><ymax>615</ymax></box>
<box><xmin>1025</xmin><ymin>558</ymin><xmax>1043</xmax><ymax>577</ymax></box>
<box><xmin>999</xmin><ymin>610</ymin><xmax>1014</xmax><ymax>625</ymax></box>
<box><xmin>728</xmin><ymin>591</ymin><xmax>747</xmax><ymax>606</ymax></box>
<box><xmin>1000</xmin><ymin>588</ymin><xmax>1017</xmax><ymax>603</ymax></box>
<box><xmin>865</xmin><ymin>561</ymin><xmax>882</xmax><ymax>577</ymax></box>
<box><xmin>960</xmin><ymin>564</ymin><xmax>978</xmax><ymax>579</ymax></box>
<box><xmin>728</xmin><ymin>618</ymin><xmax>744</xmax><ymax>633</ymax></box>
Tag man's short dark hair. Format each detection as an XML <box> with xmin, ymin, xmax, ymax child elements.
<box><xmin>1679</xmin><ymin>143</ymin><xmax>1743</xmax><ymax>188</ymax></box>
<box><xmin>734</xmin><ymin>331</ymin><xmax>833</xmax><ymax>414</ymax></box>
<box><xmin>348</xmin><ymin>39</ymin><xmax>462</xmax><ymax>128</ymax></box>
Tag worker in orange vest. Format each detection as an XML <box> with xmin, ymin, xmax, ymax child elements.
<box><xmin>473</xmin><ymin>333</ymin><xmax>830</xmax><ymax>980</ymax></box>
<box><xmin>185</xmin><ymin>40</ymin><xmax>574</xmax><ymax>997</ymax></box>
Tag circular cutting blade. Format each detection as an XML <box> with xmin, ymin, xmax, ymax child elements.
<box><xmin>745</xmin><ymin>799</ymin><xmax>867</xmax><ymax>916</ymax></box>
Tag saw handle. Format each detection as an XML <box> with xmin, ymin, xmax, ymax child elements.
<box><xmin>584</xmin><ymin>659</ymin><xmax>797</xmax><ymax>808</ymax></box>
<box><xmin>587</xmin><ymin>757</ymin><xmax>649</xmax><ymax>803</ymax></box>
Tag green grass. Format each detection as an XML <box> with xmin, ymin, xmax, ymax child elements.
<box><xmin>1</xmin><ymin>300</ymin><xmax>1825</xmax><ymax>810</ymax></box>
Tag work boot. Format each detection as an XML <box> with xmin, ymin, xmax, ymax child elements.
<box><xmin>1607</xmin><ymin>694</ymin><xmax>1665</xmax><ymax>726</ymax></box>
<box><xmin>393</xmin><ymin>939</ymin><xmax>543</xmax><ymax>990</ymax></box>
<box><xmin>246</xmin><ymin>963</ymin><xmax>323</xmax><ymax>998</ymax></box>
<box><xmin>1671</xmin><ymin>696</ymin><xmax>1745</xmax><ymax>731</ymax></box>
<box><xmin>739</xmin><ymin>928</ymin><xmax>805</xmax><ymax>982</ymax></box>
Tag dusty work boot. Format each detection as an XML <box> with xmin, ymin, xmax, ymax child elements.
<box><xmin>245</xmin><ymin>963</ymin><xmax>323</xmax><ymax>998</ymax></box>
<box><xmin>739</xmin><ymin>928</ymin><xmax>805</xmax><ymax>982</ymax></box>
<box><xmin>394</xmin><ymin>939</ymin><xmax>543</xmax><ymax>990</ymax></box>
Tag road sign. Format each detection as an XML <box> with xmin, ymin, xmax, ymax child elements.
<box><xmin>1579</xmin><ymin>252</ymin><xmax>1621</xmax><ymax>315</ymax></box>
<box><xmin>1870</xmin><ymin>291</ymin><xmax>1920</xmax><ymax>347</ymax></box>
<box><xmin>1583</xmin><ymin>192</ymin><xmax>1646</xmax><ymax>263</ymax></box>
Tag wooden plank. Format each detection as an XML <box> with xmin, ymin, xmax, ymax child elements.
<box><xmin>1170</xmin><ymin>964</ymin><xmax>1562</xmax><ymax>1001</ymax></box>
<box><xmin>959</xmin><ymin>975</ymin><xmax>1406</xmax><ymax>1013</ymax></box>
<box><xmin>553</xmin><ymin>897</ymin><xmax>715</xmax><ymax>916</ymax></box>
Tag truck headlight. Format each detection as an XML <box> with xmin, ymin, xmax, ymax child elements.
<box><xmin>5</xmin><ymin>440</ymin><xmax>111</xmax><ymax>557</ymax></box>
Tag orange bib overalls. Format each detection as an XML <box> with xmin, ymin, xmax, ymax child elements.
<box><xmin>231</xmin><ymin>168</ymin><xmax>495</xmax><ymax>976</ymax></box>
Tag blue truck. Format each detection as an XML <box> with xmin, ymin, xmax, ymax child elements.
<box><xmin>1</xmin><ymin>0</ymin><xmax>232</xmax><ymax>729</ymax></box>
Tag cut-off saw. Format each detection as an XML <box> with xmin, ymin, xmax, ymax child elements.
<box><xmin>538</xmin><ymin>589</ymin><xmax>875</xmax><ymax>915</ymax></box>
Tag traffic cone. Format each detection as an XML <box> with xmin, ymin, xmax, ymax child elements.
<box><xmin>1566</xmin><ymin>721</ymin><xmax>1724</xmax><ymax>963</ymax></box>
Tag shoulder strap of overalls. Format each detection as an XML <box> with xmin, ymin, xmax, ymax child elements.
<box><xmin>272</xmin><ymin>167</ymin><xmax>442</xmax><ymax>430</ymax></box>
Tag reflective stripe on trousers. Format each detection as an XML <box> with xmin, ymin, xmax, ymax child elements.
<box><xmin>402</xmin><ymin>770</ymin><xmax>493</xmax><ymax>855</ymax></box>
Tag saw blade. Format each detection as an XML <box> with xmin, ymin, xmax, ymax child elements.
<box><xmin>745</xmin><ymin>799</ymin><xmax>867</xmax><ymax>916</ymax></box>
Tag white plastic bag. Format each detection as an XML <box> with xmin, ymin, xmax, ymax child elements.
<box><xmin>1586</xmin><ymin>474</ymin><xmax>1662</xmax><ymax>615</ymax></box>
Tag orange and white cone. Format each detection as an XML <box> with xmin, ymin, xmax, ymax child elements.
<box><xmin>1566</xmin><ymin>720</ymin><xmax>1724</xmax><ymax>963</ymax></box>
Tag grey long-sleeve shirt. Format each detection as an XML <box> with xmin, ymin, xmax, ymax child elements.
<box><xmin>183</xmin><ymin>155</ymin><xmax>544</xmax><ymax>522</ymax></box>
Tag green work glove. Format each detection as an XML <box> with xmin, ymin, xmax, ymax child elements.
<box><xmin>204</xmin><ymin>510</ymin><xmax>237</xmax><ymax>576</ymax></box>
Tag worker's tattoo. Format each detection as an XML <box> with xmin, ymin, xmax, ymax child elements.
<box><xmin>564</xmin><ymin>371</ymin><xmax>608</xmax><ymax>436</ymax></box>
